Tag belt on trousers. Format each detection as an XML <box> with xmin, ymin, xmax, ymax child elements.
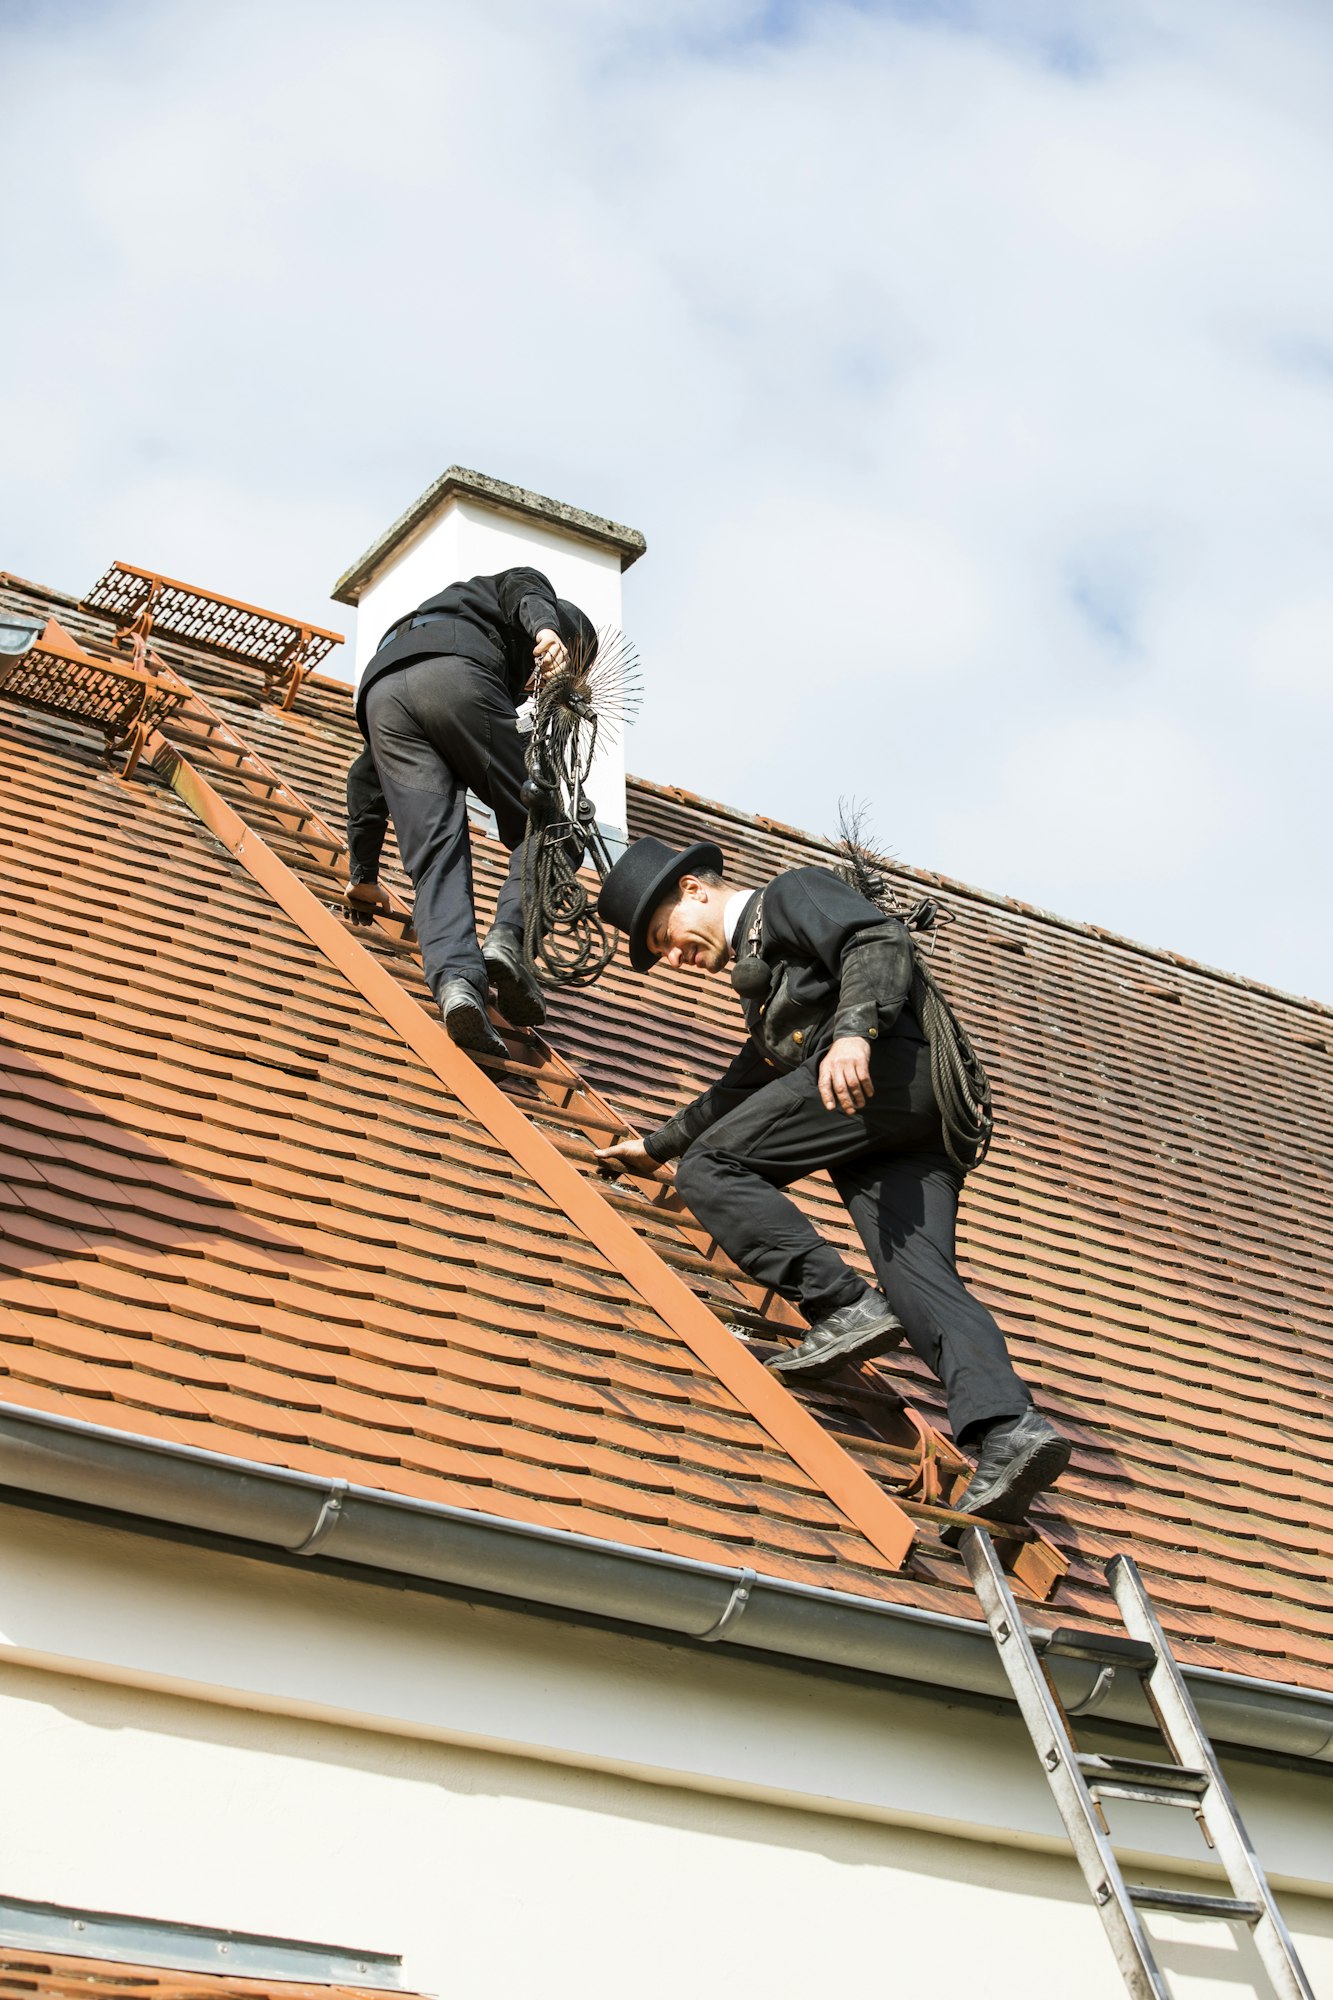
<box><xmin>380</xmin><ymin>612</ymin><xmax>454</xmax><ymax>648</ymax></box>
<box><xmin>378</xmin><ymin>614</ymin><xmax>508</xmax><ymax>677</ymax></box>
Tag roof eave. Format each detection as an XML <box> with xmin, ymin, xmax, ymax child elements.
<box><xmin>331</xmin><ymin>467</ymin><xmax>647</xmax><ymax>606</ymax></box>
<box><xmin>3</xmin><ymin>1402</ymin><xmax>1330</xmax><ymax>1769</ymax></box>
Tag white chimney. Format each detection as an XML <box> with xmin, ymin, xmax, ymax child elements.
<box><xmin>331</xmin><ymin>467</ymin><xmax>646</xmax><ymax>849</ymax></box>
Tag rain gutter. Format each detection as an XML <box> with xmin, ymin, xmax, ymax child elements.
<box><xmin>2</xmin><ymin>1403</ymin><xmax>1330</xmax><ymax>1768</ymax></box>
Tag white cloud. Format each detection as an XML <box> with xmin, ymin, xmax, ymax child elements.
<box><xmin>2</xmin><ymin>0</ymin><xmax>1332</xmax><ymax>997</ymax></box>
<box><xmin>932</xmin><ymin>711</ymin><xmax>1228</xmax><ymax>901</ymax></box>
<box><xmin>1249</xmin><ymin>598</ymin><xmax>1333</xmax><ymax>703</ymax></box>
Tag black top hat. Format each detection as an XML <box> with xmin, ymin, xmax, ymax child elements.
<box><xmin>597</xmin><ymin>836</ymin><xmax>725</xmax><ymax>972</ymax></box>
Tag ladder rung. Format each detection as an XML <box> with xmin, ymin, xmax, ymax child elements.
<box><xmin>260</xmin><ymin>802</ymin><xmax>326</xmax><ymax>830</ymax></box>
<box><xmin>1037</xmin><ymin>1627</ymin><xmax>1157</xmax><ymax>1673</ymax></box>
<box><xmin>327</xmin><ymin>900</ymin><xmax>416</xmax><ymax>932</ymax></box>
<box><xmin>897</xmin><ymin>1499</ymin><xmax>1037</xmax><ymax>1541</ymax></box>
<box><xmin>488</xmin><ymin>1055</ymin><xmax>592</xmax><ymax>1092</ymax></box>
<box><xmin>204</xmin><ymin>784</ymin><xmax>332</xmax><ymax>836</ymax></box>
<box><xmin>1127</xmin><ymin>1885</ymin><xmax>1262</xmax><ymax>1922</ymax></box>
<box><xmin>168</xmin><ymin>717</ymin><xmax>226</xmax><ymax>744</ymax></box>
<box><xmin>1078</xmin><ymin>1755</ymin><xmax>1209</xmax><ymax>1804</ymax></box>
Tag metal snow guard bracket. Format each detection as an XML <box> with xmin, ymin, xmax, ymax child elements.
<box><xmin>0</xmin><ymin>615</ymin><xmax>185</xmax><ymax>777</ymax></box>
<box><xmin>83</xmin><ymin>560</ymin><xmax>344</xmax><ymax>710</ymax></box>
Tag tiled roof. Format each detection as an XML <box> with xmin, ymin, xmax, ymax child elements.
<box><xmin>1</xmin><ymin>570</ymin><xmax>1330</xmax><ymax>1691</ymax></box>
<box><xmin>0</xmin><ymin>578</ymin><xmax>915</xmax><ymax>1593</ymax></box>
<box><xmin>0</xmin><ymin>1950</ymin><xmax>402</xmax><ymax>2000</ymax></box>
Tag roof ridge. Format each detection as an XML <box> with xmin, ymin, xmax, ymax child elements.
<box><xmin>0</xmin><ymin>571</ymin><xmax>81</xmax><ymax>609</ymax></box>
<box><xmin>627</xmin><ymin>774</ymin><xmax>1333</xmax><ymax>1024</ymax></box>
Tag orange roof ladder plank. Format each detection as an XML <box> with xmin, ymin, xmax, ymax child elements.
<box><xmin>148</xmin><ymin>727</ymin><xmax>921</xmax><ymax>1573</ymax></box>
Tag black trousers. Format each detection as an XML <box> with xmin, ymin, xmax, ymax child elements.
<box><xmin>363</xmin><ymin>655</ymin><xmax>529</xmax><ymax>1001</ymax></box>
<box><xmin>672</xmin><ymin>1036</ymin><xmax>1030</xmax><ymax>1441</ymax></box>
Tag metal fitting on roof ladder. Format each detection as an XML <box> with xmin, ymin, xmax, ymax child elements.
<box><xmin>962</xmin><ymin>1529</ymin><xmax>1315</xmax><ymax>2000</ymax></box>
<box><xmin>0</xmin><ymin>614</ymin><xmax>186</xmax><ymax>777</ymax></box>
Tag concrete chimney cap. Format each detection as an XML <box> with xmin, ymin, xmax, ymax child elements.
<box><xmin>331</xmin><ymin>466</ymin><xmax>646</xmax><ymax>607</ymax></box>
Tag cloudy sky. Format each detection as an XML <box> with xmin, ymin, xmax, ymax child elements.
<box><xmin>3</xmin><ymin>0</ymin><xmax>1331</xmax><ymax>998</ymax></box>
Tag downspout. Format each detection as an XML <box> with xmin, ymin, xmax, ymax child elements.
<box><xmin>2</xmin><ymin>1403</ymin><xmax>1330</xmax><ymax>1767</ymax></box>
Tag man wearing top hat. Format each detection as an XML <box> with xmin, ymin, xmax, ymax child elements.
<box><xmin>343</xmin><ymin>568</ymin><xmax>597</xmax><ymax>1062</ymax></box>
<box><xmin>593</xmin><ymin>836</ymin><xmax>1070</xmax><ymax>1532</ymax></box>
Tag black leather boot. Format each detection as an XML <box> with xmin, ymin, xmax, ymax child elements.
<box><xmin>767</xmin><ymin>1288</ymin><xmax>904</xmax><ymax>1384</ymax></box>
<box><xmin>942</xmin><ymin>1408</ymin><xmax>1071</xmax><ymax>1543</ymax></box>
<box><xmin>482</xmin><ymin>926</ymin><xmax>547</xmax><ymax>1028</ymax></box>
<box><xmin>439</xmin><ymin>978</ymin><xmax>509</xmax><ymax>1061</ymax></box>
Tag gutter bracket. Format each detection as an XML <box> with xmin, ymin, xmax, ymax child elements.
<box><xmin>289</xmin><ymin>1481</ymin><xmax>348</xmax><ymax>1556</ymax></box>
<box><xmin>1066</xmin><ymin>1663</ymin><xmax>1117</xmax><ymax>1719</ymax></box>
<box><xmin>697</xmin><ymin>1568</ymin><xmax>756</xmax><ymax>1643</ymax></box>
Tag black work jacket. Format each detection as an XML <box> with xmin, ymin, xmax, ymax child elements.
<box><xmin>644</xmin><ymin>866</ymin><xmax>923</xmax><ymax>1162</ymax></box>
<box><xmin>355</xmin><ymin>567</ymin><xmax>563</xmax><ymax>733</ymax></box>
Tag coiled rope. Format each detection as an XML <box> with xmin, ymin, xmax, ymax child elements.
<box><xmin>911</xmin><ymin>946</ymin><xmax>994</xmax><ymax>1173</ymax></box>
<box><xmin>519</xmin><ymin>627</ymin><xmax>640</xmax><ymax>988</ymax></box>
<box><xmin>834</xmin><ymin>803</ymin><xmax>994</xmax><ymax>1174</ymax></box>
<box><xmin>519</xmin><ymin>678</ymin><xmax>616</xmax><ymax>988</ymax></box>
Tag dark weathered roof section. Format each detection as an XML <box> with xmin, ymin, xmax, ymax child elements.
<box><xmin>330</xmin><ymin>466</ymin><xmax>647</xmax><ymax>605</ymax></box>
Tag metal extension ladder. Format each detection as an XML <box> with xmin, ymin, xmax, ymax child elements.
<box><xmin>962</xmin><ymin>1528</ymin><xmax>1315</xmax><ymax>2000</ymax></box>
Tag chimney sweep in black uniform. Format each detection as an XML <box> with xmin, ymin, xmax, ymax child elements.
<box><xmin>593</xmin><ymin>838</ymin><xmax>1071</xmax><ymax>1533</ymax></box>
<box><xmin>344</xmin><ymin>569</ymin><xmax>597</xmax><ymax>1061</ymax></box>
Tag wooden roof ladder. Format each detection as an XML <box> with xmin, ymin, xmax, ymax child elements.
<box><xmin>127</xmin><ymin>658</ymin><xmax>1069</xmax><ymax>1595</ymax></box>
<box><xmin>963</xmin><ymin>1528</ymin><xmax>1315</xmax><ymax>2000</ymax></box>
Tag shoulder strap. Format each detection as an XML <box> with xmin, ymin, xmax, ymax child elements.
<box><xmin>742</xmin><ymin>890</ymin><xmax>765</xmax><ymax>954</ymax></box>
<box><xmin>730</xmin><ymin>892</ymin><xmax>772</xmax><ymax>1001</ymax></box>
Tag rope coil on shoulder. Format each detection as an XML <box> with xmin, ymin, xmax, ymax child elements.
<box><xmin>833</xmin><ymin>802</ymin><xmax>993</xmax><ymax>1175</ymax></box>
<box><xmin>912</xmin><ymin>945</ymin><xmax>994</xmax><ymax>1173</ymax></box>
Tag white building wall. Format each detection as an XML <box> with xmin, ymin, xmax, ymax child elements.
<box><xmin>1</xmin><ymin>1506</ymin><xmax>1329</xmax><ymax>2000</ymax></box>
<box><xmin>350</xmin><ymin>497</ymin><xmax>629</xmax><ymax>844</ymax></box>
